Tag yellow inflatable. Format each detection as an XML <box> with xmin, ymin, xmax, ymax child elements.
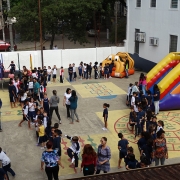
<box><xmin>102</xmin><ymin>52</ymin><xmax>135</xmax><ymax>78</ymax></box>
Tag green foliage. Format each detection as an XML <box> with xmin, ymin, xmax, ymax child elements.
<box><xmin>109</xmin><ymin>17</ymin><xmax>126</xmax><ymax>43</ymax></box>
<box><xmin>9</xmin><ymin>0</ymin><xmax>103</xmax><ymax>47</ymax></box>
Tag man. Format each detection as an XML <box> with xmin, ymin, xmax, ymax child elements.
<box><xmin>8</xmin><ymin>81</ymin><xmax>16</xmax><ymax>108</ymax></box>
<box><xmin>33</xmin><ymin>78</ymin><xmax>40</xmax><ymax>100</ymax></box>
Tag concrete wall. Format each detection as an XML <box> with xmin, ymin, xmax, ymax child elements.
<box><xmin>126</xmin><ymin>0</ymin><xmax>180</xmax><ymax>63</ymax></box>
<box><xmin>1</xmin><ymin>46</ymin><xmax>125</xmax><ymax>70</ymax></box>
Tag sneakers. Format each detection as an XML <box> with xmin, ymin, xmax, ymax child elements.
<box><xmin>71</xmin><ymin>157</ymin><xmax>75</xmax><ymax>164</ymax></box>
<box><xmin>102</xmin><ymin>127</ymin><xmax>107</xmax><ymax>130</ymax></box>
<box><xmin>59</xmin><ymin>120</ymin><xmax>62</xmax><ymax>124</ymax></box>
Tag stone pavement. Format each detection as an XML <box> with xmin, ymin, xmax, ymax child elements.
<box><xmin>0</xmin><ymin>70</ymin><xmax>180</xmax><ymax>180</ymax></box>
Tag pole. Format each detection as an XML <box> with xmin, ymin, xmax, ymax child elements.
<box><xmin>7</xmin><ymin>0</ymin><xmax>14</xmax><ymax>51</ymax></box>
<box><xmin>93</xmin><ymin>11</ymin><xmax>96</xmax><ymax>47</ymax></box>
<box><xmin>34</xmin><ymin>21</ymin><xmax>37</xmax><ymax>50</ymax></box>
<box><xmin>0</xmin><ymin>0</ymin><xmax>5</xmax><ymax>41</ymax></box>
<box><xmin>38</xmin><ymin>0</ymin><xmax>44</xmax><ymax>68</ymax></box>
<box><xmin>115</xmin><ymin>1</ymin><xmax>118</xmax><ymax>46</ymax></box>
<box><xmin>17</xmin><ymin>53</ymin><xmax>21</xmax><ymax>78</ymax></box>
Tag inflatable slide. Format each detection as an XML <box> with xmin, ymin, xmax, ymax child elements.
<box><xmin>146</xmin><ymin>52</ymin><xmax>180</xmax><ymax>110</ymax></box>
<box><xmin>102</xmin><ymin>52</ymin><xmax>135</xmax><ymax>78</ymax></box>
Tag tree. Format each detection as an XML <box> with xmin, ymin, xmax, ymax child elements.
<box><xmin>9</xmin><ymin>0</ymin><xmax>103</xmax><ymax>48</ymax></box>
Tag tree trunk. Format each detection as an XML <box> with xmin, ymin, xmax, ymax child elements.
<box><xmin>50</xmin><ymin>25</ymin><xmax>55</xmax><ymax>49</ymax></box>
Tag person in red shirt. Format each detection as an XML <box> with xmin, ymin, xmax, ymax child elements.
<box><xmin>81</xmin><ymin>144</ymin><xmax>97</xmax><ymax>176</ymax></box>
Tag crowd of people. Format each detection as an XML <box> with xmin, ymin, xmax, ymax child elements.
<box><xmin>0</xmin><ymin>61</ymin><xmax>169</xmax><ymax>180</ymax></box>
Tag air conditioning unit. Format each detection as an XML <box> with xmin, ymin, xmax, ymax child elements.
<box><xmin>136</xmin><ymin>32</ymin><xmax>146</xmax><ymax>43</ymax></box>
<box><xmin>150</xmin><ymin>37</ymin><xmax>159</xmax><ymax>46</ymax></box>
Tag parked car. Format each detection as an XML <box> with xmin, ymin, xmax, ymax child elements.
<box><xmin>0</xmin><ymin>40</ymin><xmax>17</xmax><ymax>51</ymax></box>
<box><xmin>87</xmin><ymin>29</ymin><xmax>97</xmax><ymax>37</ymax></box>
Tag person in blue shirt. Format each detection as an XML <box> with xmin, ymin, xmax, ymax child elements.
<box><xmin>129</xmin><ymin>107</ymin><xmax>136</xmax><ymax>132</ymax></box>
<box><xmin>138</xmin><ymin>106</ymin><xmax>145</xmax><ymax>133</ymax></box>
<box><xmin>153</xmin><ymin>84</ymin><xmax>160</xmax><ymax>115</ymax></box>
<box><xmin>146</xmin><ymin>90</ymin><xmax>152</xmax><ymax>107</ymax></box>
<box><xmin>126</xmin><ymin>154</ymin><xmax>138</xmax><ymax>170</ymax></box>
<box><xmin>118</xmin><ymin>133</ymin><xmax>129</xmax><ymax>168</ymax></box>
<box><xmin>109</xmin><ymin>60</ymin><xmax>114</xmax><ymax>78</ymax></box>
<box><xmin>102</xmin><ymin>103</ymin><xmax>110</xmax><ymax>130</ymax></box>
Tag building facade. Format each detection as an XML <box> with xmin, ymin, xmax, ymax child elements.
<box><xmin>126</xmin><ymin>0</ymin><xmax>180</xmax><ymax>64</ymax></box>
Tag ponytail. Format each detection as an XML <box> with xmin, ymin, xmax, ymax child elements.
<box><xmin>104</xmin><ymin>103</ymin><xmax>110</xmax><ymax>108</ymax></box>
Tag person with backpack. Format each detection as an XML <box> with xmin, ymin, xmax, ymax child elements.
<box><xmin>96</xmin><ymin>137</ymin><xmax>111</xmax><ymax>174</ymax></box>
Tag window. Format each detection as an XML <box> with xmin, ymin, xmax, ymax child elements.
<box><xmin>136</xmin><ymin>0</ymin><xmax>141</xmax><ymax>7</ymax></box>
<box><xmin>150</xmin><ymin>0</ymin><xmax>156</xmax><ymax>7</ymax></box>
<box><xmin>171</xmin><ymin>0</ymin><xmax>178</xmax><ymax>8</ymax></box>
<box><xmin>169</xmin><ymin>35</ymin><xmax>178</xmax><ymax>52</ymax></box>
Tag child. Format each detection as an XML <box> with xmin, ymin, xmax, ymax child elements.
<box><xmin>68</xmin><ymin>64</ymin><xmax>73</xmax><ymax>82</ymax></box>
<box><xmin>129</xmin><ymin>107</ymin><xmax>136</xmax><ymax>132</ymax></box>
<box><xmin>39</xmin><ymin>81</ymin><xmax>44</xmax><ymax>106</ymax></box>
<box><xmin>146</xmin><ymin>108</ymin><xmax>153</xmax><ymax>132</ymax></box>
<box><xmin>99</xmin><ymin>63</ymin><xmax>103</xmax><ymax>79</ymax></box>
<box><xmin>157</xmin><ymin>120</ymin><xmax>164</xmax><ymax>132</ymax></box>
<box><xmin>126</xmin><ymin>83</ymin><xmax>133</xmax><ymax>106</ymax></box>
<box><xmin>104</xmin><ymin>64</ymin><xmax>109</xmax><ymax>79</ymax></box>
<box><xmin>88</xmin><ymin>62</ymin><xmax>92</xmax><ymax>79</ymax></box>
<box><xmin>28</xmin><ymin>97</ymin><xmax>36</xmax><ymax>125</ymax></box>
<box><xmin>124</xmin><ymin>146</ymin><xmax>134</xmax><ymax>166</ymax></box>
<box><xmin>20</xmin><ymin>90</ymin><xmax>27</xmax><ymax>108</ymax></box>
<box><xmin>65</xmin><ymin>135</ymin><xmax>80</xmax><ymax>173</ymax></box>
<box><xmin>78</xmin><ymin>63</ymin><xmax>83</xmax><ymax>80</ymax></box>
<box><xmin>43</xmin><ymin>93</ymin><xmax>49</xmax><ymax>117</ymax></box>
<box><xmin>72</xmin><ymin>63</ymin><xmax>77</xmax><ymax>81</ymax></box>
<box><xmin>31</xmin><ymin>70</ymin><xmax>38</xmax><ymax>79</ymax></box>
<box><xmin>54</xmin><ymin>123</ymin><xmax>62</xmax><ymax>136</ymax></box>
<box><xmin>45</xmin><ymin>121</ymin><xmax>52</xmax><ymax>141</ymax></box>
<box><xmin>52</xmin><ymin>65</ymin><xmax>57</xmax><ymax>82</ymax></box>
<box><xmin>43</xmin><ymin>111</ymin><xmax>50</xmax><ymax>128</ymax></box>
<box><xmin>53</xmin><ymin>129</ymin><xmax>62</xmax><ymax>157</ymax></box>
<box><xmin>126</xmin><ymin>154</ymin><xmax>138</xmax><ymax>170</ymax></box>
<box><xmin>14</xmin><ymin>78</ymin><xmax>19</xmax><ymax>103</ymax></box>
<box><xmin>134</xmin><ymin>111</ymin><xmax>140</xmax><ymax>139</ymax></box>
<box><xmin>47</xmin><ymin>66</ymin><xmax>52</xmax><ymax>83</ymax></box>
<box><xmin>38</xmin><ymin>120</ymin><xmax>46</xmax><ymax>150</ymax></box>
<box><xmin>18</xmin><ymin>100</ymin><xmax>31</xmax><ymax>129</ymax></box>
<box><xmin>59</xmin><ymin>66</ymin><xmax>64</xmax><ymax>83</ymax></box>
<box><xmin>102</xmin><ymin>103</ymin><xmax>110</xmax><ymax>130</ymax></box>
<box><xmin>83</xmin><ymin>63</ymin><xmax>87</xmax><ymax>79</ymax></box>
<box><xmin>35</xmin><ymin>110</ymin><xmax>41</xmax><ymax>143</ymax></box>
<box><xmin>118</xmin><ymin>133</ymin><xmax>129</xmax><ymax>168</ymax></box>
<box><xmin>151</xmin><ymin>116</ymin><xmax>158</xmax><ymax>132</ymax></box>
<box><xmin>138</xmin><ymin>106</ymin><xmax>145</xmax><ymax>133</ymax></box>
<box><xmin>8</xmin><ymin>81</ymin><xmax>17</xmax><ymax>108</ymax></box>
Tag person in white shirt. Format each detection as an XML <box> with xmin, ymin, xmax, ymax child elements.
<box><xmin>131</xmin><ymin>82</ymin><xmax>139</xmax><ymax>95</ymax></box>
<box><xmin>83</xmin><ymin>63</ymin><xmax>87</xmax><ymax>79</ymax></box>
<box><xmin>47</xmin><ymin>66</ymin><xmax>52</xmax><ymax>83</ymax></box>
<box><xmin>0</xmin><ymin>147</ymin><xmax>15</xmax><ymax>178</ymax></box>
<box><xmin>63</xmin><ymin>88</ymin><xmax>72</xmax><ymax>118</ymax></box>
<box><xmin>53</xmin><ymin>45</ymin><xmax>58</xmax><ymax>50</ymax></box>
<box><xmin>31</xmin><ymin>70</ymin><xmax>38</xmax><ymax>78</ymax></box>
<box><xmin>126</xmin><ymin>83</ymin><xmax>133</xmax><ymax>106</ymax></box>
<box><xmin>28</xmin><ymin>97</ymin><xmax>36</xmax><ymax>124</ymax></box>
<box><xmin>52</xmin><ymin>65</ymin><xmax>57</xmax><ymax>83</ymax></box>
<box><xmin>72</xmin><ymin>63</ymin><xmax>77</xmax><ymax>81</ymax></box>
<box><xmin>20</xmin><ymin>90</ymin><xmax>27</xmax><ymax>108</ymax></box>
<box><xmin>28</xmin><ymin>78</ymin><xmax>34</xmax><ymax>93</ymax></box>
<box><xmin>131</xmin><ymin>92</ymin><xmax>137</xmax><ymax>106</ymax></box>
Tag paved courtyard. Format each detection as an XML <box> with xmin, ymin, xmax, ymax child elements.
<box><xmin>0</xmin><ymin>70</ymin><xmax>180</xmax><ymax>180</ymax></box>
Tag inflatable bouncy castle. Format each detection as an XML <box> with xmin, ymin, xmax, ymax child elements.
<box><xmin>147</xmin><ymin>52</ymin><xmax>180</xmax><ymax>110</ymax></box>
<box><xmin>102</xmin><ymin>52</ymin><xmax>135</xmax><ymax>78</ymax></box>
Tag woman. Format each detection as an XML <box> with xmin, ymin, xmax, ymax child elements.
<box><xmin>8</xmin><ymin>61</ymin><xmax>15</xmax><ymax>74</ymax></box>
<box><xmin>81</xmin><ymin>144</ymin><xmax>97</xmax><ymax>176</ymax></box>
<box><xmin>68</xmin><ymin>90</ymin><xmax>79</xmax><ymax>124</ymax></box>
<box><xmin>153</xmin><ymin>130</ymin><xmax>168</xmax><ymax>166</ymax></box>
<box><xmin>0</xmin><ymin>147</ymin><xmax>16</xmax><ymax>179</ymax></box>
<box><xmin>153</xmin><ymin>84</ymin><xmax>160</xmax><ymax>115</ymax></box>
<box><xmin>49</xmin><ymin>90</ymin><xmax>61</xmax><ymax>124</ymax></box>
<box><xmin>63</xmin><ymin>88</ymin><xmax>71</xmax><ymax>118</ymax></box>
<box><xmin>47</xmin><ymin>66</ymin><xmax>52</xmax><ymax>83</ymax></box>
<box><xmin>139</xmin><ymin>73</ymin><xmax>147</xmax><ymax>95</ymax></box>
<box><xmin>41</xmin><ymin>141</ymin><xmax>64</xmax><ymax>180</ymax></box>
<box><xmin>96</xmin><ymin>137</ymin><xmax>111</xmax><ymax>174</ymax></box>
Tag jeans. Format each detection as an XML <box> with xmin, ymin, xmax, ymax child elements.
<box><xmin>83</xmin><ymin>164</ymin><xmax>95</xmax><ymax>176</ymax></box>
<box><xmin>48</xmin><ymin>74</ymin><xmax>51</xmax><ymax>82</ymax></box>
<box><xmin>60</xmin><ymin>75</ymin><xmax>63</xmax><ymax>83</ymax></box>
<box><xmin>66</xmin><ymin>104</ymin><xmax>71</xmax><ymax>117</ymax></box>
<box><xmin>125</xmin><ymin>69</ymin><xmax>128</xmax><ymax>77</ymax></box>
<box><xmin>69</xmin><ymin>73</ymin><xmax>73</xmax><ymax>82</ymax></box>
<box><xmin>154</xmin><ymin>101</ymin><xmax>160</xmax><ymax>114</ymax></box>
<box><xmin>96</xmin><ymin>170</ymin><xmax>107</xmax><ymax>174</ymax></box>
<box><xmin>135</xmin><ymin>125</ymin><xmax>141</xmax><ymax>137</ymax></box>
<box><xmin>3</xmin><ymin>163</ymin><xmax>15</xmax><ymax>179</ymax></box>
<box><xmin>142</xmin><ymin>85</ymin><xmax>146</xmax><ymax>95</ymax></box>
<box><xmin>67</xmin><ymin>148</ymin><xmax>79</xmax><ymax>168</ymax></box>
<box><xmin>70</xmin><ymin>109</ymin><xmax>79</xmax><ymax>122</ymax></box>
<box><xmin>154</xmin><ymin>157</ymin><xmax>165</xmax><ymax>166</ymax></box>
<box><xmin>89</xmin><ymin>69</ymin><xmax>92</xmax><ymax>78</ymax></box>
<box><xmin>45</xmin><ymin>166</ymin><xmax>59</xmax><ymax>180</ymax></box>
<box><xmin>50</xmin><ymin>106</ymin><xmax>61</xmax><ymax>121</ymax></box>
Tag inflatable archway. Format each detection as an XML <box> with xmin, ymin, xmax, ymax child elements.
<box><xmin>102</xmin><ymin>52</ymin><xmax>135</xmax><ymax>78</ymax></box>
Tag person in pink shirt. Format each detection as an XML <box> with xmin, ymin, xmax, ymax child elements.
<box><xmin>8</xmin><ymin>73</ymin><xmax>14</xmax><ymax>79</ymax></box>
<box><xmin>139</xmin><ymin>73</ymin><xmax>147</xmax><ymax>95</ymax></box>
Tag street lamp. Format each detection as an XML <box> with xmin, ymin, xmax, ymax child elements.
<box><xmin>38</xmin><ymin>0</ymin><xmax>44</xmax><ymax>68</ymax></box>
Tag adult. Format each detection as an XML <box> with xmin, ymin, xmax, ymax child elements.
<box><xmin>49</xmin><ymin>90</ymin><xmax>61</xmax><ymax>124</ymax></box>
<box><xmin>139</xmin><ymin>73</ymin><xmax>147</xmax><ymax>95</ymax></box>
<box><xmin>124</xmin><ymin>58</ymin><xmax>129</xmax><ymax>78</ymax></box>
<box><xmin>8</xmin><ymin>61</ymin><xmax>15</xmax><ymax>74</ymax></box>
<box><xmin>81</xmin><ymin>144</ymin><xmax>97</xmax><ymax>176</ymax></box>
<box><xmin>131</xmin><ymin>82</ymin><xmax>139</xmax><ymax>96</ymax></box>
<box><xmin>0</xmin><ymin>162</ymin><xmax>8</xmax><ymax>180</ymax></box>
<box><xmin>68</xmin><ymin>90</ymin><xmax>79</xmax><ymax>124</ymax></box>
<box><xmin>41</xmin><ymin>141</ymin><xmax>64</xmax><ymax>180</ymax></box>
<box><xmin>96</xmin><ymin>137</ymin><xmax>111</xmax><ymax>174</ymax></box>
<box><xmin>153</xmin><ymin>84</ymin><xmax>160</xmax><ymax>115</ymax></box>
<box><xmin>22</xmin><ymin>66</ymin><xmax>29</xmax><ymax>91</ymax></box>
<box><xmin>0</xmin><ymin>147</ymin><xmax>16</xmax><ymax>179</ymax></box>
<box><xmin>153</xmin><ymin>130</ymin><xmax>168</xmax><ymax>166</ymax></box>
<box><xmin>63</xmin><ymin>88</ymin><xmax>71</xmax><ymax>118</ymax></box>
<box><xmin>47</xmin><ymin>66</ymin><xmax>52</xmax><ymax>83</ymax></box>
<box><xmin>33</xmin><ymin>78</ymin><xmax>40</xmax><ymax>100</ymax></box>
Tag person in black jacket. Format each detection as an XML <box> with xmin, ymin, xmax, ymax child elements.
<box><xmin>53</xmin><ymin>129</ymin><xmax>62</xmax><ymax>157</ymax></box>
